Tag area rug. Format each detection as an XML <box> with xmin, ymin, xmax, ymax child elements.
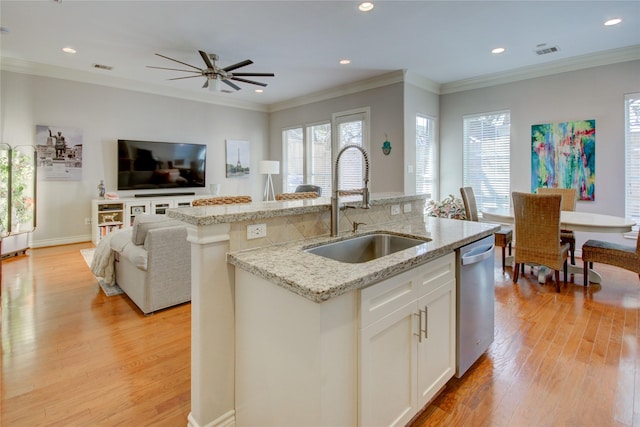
<box><xmin>80</xmin><ymin>248</ymin><xmax>124</xmax><ymax>296</ymax></box>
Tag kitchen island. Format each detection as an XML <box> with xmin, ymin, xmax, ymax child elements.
<box><xmin>167</xmin><ymin>194</ymin><xmax>499</xmax><ymax>427</ymax></box>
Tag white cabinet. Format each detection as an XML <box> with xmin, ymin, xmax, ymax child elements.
<box><xmin>234</xmin><ymin>252</ymin><xmax>456</xmax><ymax>427</ymax></box>
<box><xmin>359</xmin><ymin>253</ymin><xmax>456</xmax><ymax>427</ymax></box>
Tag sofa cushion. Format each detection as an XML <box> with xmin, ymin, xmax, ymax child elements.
<box><xmin>131</xmin><ymin>214</ymin><xmax>184</xmax><ymax>245</ymax></box>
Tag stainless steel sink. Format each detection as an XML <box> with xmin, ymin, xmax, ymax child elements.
<box><xmin>304</xmin><ymin>232</ymin><xmax>430</xmax><ymax>263</ymax></box>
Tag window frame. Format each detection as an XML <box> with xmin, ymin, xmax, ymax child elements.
<box><xmin>462</xmin><ymin>109</ymin><xmax>511</xmax><ymax>215</ymax></box>
<box><xmin>625</xmin><ymin>92</ymin><xmax>640</xmax><ymax>234</ymax></box>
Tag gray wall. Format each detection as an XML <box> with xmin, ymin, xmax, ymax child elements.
<box><xmin>268</xmin><ymin>82</ymin><xmax>407</xmax><ymax>194</ymax></box>
<box><xmin>439</xmin><ymin>60</ymin><xmax>640</xmax><ymax>245</ymax></box>
<box><xmin>1</xmin><ymin>71</ymin><xmax>269</xmax><ymax>246</ymax></box>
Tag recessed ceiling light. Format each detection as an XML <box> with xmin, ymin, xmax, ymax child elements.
<box><xmin>604</xmin><ymin>18</ymin><xmax>622</xmax><ymax>26</ymax></box>
<box><xmin>62</xmin><ymin>46</ymin><xmax>77</xmax><ymax>54</ymax></box>
<box><xmin>255</xmin><ymin>89</ymin><xmax>264</xmax><ymax>93</ymax></box>
<box><xmin>491</xmin><ymin>47</ymin><xmax>506</xmax><ymax>54</ymax></box>
<box><xmin>358</xmin><ymin>2</ymin><xmax>374</xmax><ymax>12</ymax></box>
<box><xmin>339</xmin><ymin>59</ymin><xmax>351</xmax><ymax>65</ymax></box>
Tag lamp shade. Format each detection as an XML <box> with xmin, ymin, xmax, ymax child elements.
<box><xmin>258</xmin><ymin>160</ymin><xmax>280</xmax><ymax>175</ymax></box>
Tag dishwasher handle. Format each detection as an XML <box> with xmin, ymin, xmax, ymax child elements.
<box><xmin>460</xmin><ymin>244</ymin><xmax>494</xmax><ymax>266</ymax></box>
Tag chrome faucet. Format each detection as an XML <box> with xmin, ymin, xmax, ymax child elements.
<box><xmin>331</xmin><ymin>144</ymin><xmax>371</xmax><ymax>237</ymax></box>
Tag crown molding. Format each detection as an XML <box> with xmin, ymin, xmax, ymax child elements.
<box><xmin>267</xmin><ymin>70</ymin><xmax>406</xmax><ymax>113</ymax></box>
<box><xmin>403</xmin><ymin>70</ymin><xmax>441</xmax><ymax>95</ymax></box>
<box><xmin>0</xmin><ymin>57</ymin><xmax>269</xmax><ymax>112</ymax></box>
<box><xmin>440</xmin><ymin>45</ymin><xmax>640</xmax><ymax>95</ymax></box>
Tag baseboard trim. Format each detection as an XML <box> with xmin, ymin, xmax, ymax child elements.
<box><xmin>187</xmin><ymin>410</ymin><xmax>235</xmax><ymax>427</ymax></box>
<box><xmin>31</xmin><ymin>234</ymin><xmax>92</xmax><ymax>249</ymax></box>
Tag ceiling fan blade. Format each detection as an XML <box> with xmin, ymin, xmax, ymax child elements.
<box><xmin>231</xmin><ymin>76</ymin><xmax>267</xmax><ymax>87</ymax></box>
<box><xmin>199</xmin><ymin>50</ymin><xmax>215</xmax><ymax>70</ymax></box>
<box><xmin>154</xmin><ymin>53</ymin><xmax>203</xmax><ymax>71</ymax></box>
<box><xmin>223</xmin><ymin>79</ymin><xmax>242</xmax><ymax>91</ymax></box>
<box><xmin>146</xmin><ymin>65</ymin><xmax>202</xmax><ymax>74</ymax></box>
<box><xmin>231</xmin><ymin>72</ymin><xmax>275</xmax><ymax>77</ymax></box>
<box><xmin>223</xmin><ymin>59</ymin><xmax>253</xmax><ymax>72</ymax></box>
<box><xmin>168</xmin><ymin>75</ymin><xmax>204</xmax><ymax>81</ymax></box>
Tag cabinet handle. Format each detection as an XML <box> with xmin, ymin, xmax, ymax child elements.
<box><xmin>413</xmin><ymin>311</ymin><xmax>423</xmax><ymax>343</ymax></box>
<box><xmin>423</xmin><ymin>306</ymin><xmax>428</xmax><ymax>339</ymax></box>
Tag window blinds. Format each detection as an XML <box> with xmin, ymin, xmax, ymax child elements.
<box><xmin>463</xmin><ymin>110</ymin><xmax>511</xmax><ymax>214</ymax></box>
<box><xmin>625</xmin><ymin>93</ymin><xmax>640</xmax><ymax>231</ymax></box>
<box><xmin>416</xmin><ymin>115</ymin><xmax>434</xmax><ymax>197</ymax></box>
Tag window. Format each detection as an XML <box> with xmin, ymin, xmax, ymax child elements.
<box><xmin>625</xmin><ymin>93</ymin><xmax>640</xmax><ymax>231</ymax></box>
<box><xmin>463</xmin><ymin>110</ymin><xmax>511</xmax><ymax>214</ymax></box>
<box><xmin>333</xmin><ymin>108</ymin><xmax>370</xmax><ymax>193</ymax></box>
<box><xmin>416</xmin><ymin>114</ymin><xmax>435</xmax><ymax>198</ymax></box>
<box><xmin>283</xmin><ymin>127</ymin><xmax>304</xmax><ymax>193</ymax></box>
<box><xmin>282</xmin><ymin>108</ymin><xmax>369</xmax><ymax>196</ymax></box>
<box><xmin>283</xmin><ymin>122</ymin><xmax>332</xmax><ymax>194</ymax></box>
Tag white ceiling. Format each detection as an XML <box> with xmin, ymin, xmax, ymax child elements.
<box><xmin>1</xmin><ymin>0</ymin><xmax>639</xmax><ymax>109</ymax></box>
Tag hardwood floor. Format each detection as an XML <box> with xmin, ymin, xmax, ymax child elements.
<box><xmin>1</xmin><ymin>243</ymin><xmax>639</xmax><ymax>426</ymax></box>
<box><xmin>1</xmin><ymin>243</ymin><xmax>191</xmax><ymax>426</ymax></box>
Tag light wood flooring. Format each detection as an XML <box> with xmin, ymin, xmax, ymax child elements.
<box><xmin>2</xmin><ymin>243</ymin><xmax>639</xmax><ymax>426</ymax></box>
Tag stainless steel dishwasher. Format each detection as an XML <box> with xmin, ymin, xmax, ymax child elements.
<box><xmin>455</xmin><ymin>234</ymin><xmax>495</xmax><ymax>377</ymax></box>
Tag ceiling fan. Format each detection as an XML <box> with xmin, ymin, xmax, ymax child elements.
<box><xmin>147</xmin><ymin>50</ymin><xmax>274</xmax><ymax>92</ymax></box>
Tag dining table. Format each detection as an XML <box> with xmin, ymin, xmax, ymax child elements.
<box><xmin>481</xmin><ymin>208</ymin><xmax>636</xmax><ymax>284</ymax></box>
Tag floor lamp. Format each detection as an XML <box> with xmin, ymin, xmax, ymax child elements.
<box><xmin>259</xmin><ymin>160</ymin><xmax>279</xmax><ymax>201</ymax></box>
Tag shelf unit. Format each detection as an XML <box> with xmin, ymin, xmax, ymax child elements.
<box><xmin>92</xmin><ymin>200</ymin><xmax>125</xmax><ymax>245</ymax></box>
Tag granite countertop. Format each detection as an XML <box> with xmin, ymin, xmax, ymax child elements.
<box><xmin>166</xmin><ymin>192</ymin><xmax>427</xmax><ymax>226</ymax></box>
<box><xmin>227</xmin><ymin>217</ymin><xmax>500</xmax><ymax>303</ymax></box>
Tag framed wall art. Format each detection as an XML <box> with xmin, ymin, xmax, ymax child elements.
<box><xmin>531</xmin><ymin>119</ymin><xmax>595</xmax><ymax>201</ymax></box>
<box><xmin>35</xmin><ymin>125</ymin><xmax>84</xmax><ymax>181</ymax></box>
<box><xmin>225</xmin><ymin>139</ymin><xmax>250</xmax><ymax>178</ymax></box>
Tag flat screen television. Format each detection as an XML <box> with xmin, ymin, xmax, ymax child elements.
<box><xmin>117</xmin><ymin>139</ymin><xmax>206</xmax><ymax>191</ymax></box>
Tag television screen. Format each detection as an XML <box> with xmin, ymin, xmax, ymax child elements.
<box><xmin>117</xmin><ymin>139</ymin><xmax>206</xmax><ymax>191</ymax></box>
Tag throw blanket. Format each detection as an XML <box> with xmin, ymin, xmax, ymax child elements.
<box><xmin>90</xmin><ymin>233</ymin><xmax>116</xmax><ymax>286</ymax></box>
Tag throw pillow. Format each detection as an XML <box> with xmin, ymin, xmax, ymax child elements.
<box><xmin>131</xmin><ymin>214</ymin><xmax>183</xmax><ymax>245</ymax></box>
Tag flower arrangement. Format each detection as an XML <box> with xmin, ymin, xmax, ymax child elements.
<box><xmin>427</xmin><ymin>194</ymin><xmax>467</xmax><ymax>220</ymax></box>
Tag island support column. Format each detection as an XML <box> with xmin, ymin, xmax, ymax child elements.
<box><xmin>186</xmin><ymin>223</ymin><xmax>236</xmax><ymax>427</ymax></box>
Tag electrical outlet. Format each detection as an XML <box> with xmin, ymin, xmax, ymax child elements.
<box><xmin>247</xmin><ymin>223</ymin><xmax>267</xmax><ymax>239</ymax></box>
<box><xmin>84</xmin><ymin>217</ymin><xmax>91</xmax><ymax>225</ymax></box>
<box><xmin>403</xmin><ymin>203</ymin><xmax>412</xmax><ymax>213</ymax></box>
<box><xmin>391</xmin><ymin>204</ymin><xmax>401</xmax><ymax>215</ymax></box>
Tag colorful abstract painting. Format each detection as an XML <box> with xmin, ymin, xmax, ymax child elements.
<box><xmin>531</xmin><ymin>119</ymin><xmax>595</xmax><ymax>201</ymax></box>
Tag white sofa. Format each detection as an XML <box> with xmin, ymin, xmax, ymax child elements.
<box><xmin>109</xmin><ymin>214</ymin><xmax>191</xmax><ymax>315</ymax></box>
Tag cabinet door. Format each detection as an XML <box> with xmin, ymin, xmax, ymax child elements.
<box><xmin>417</xmin><ymin>280</ymin><xmax>456</xmax><ymax>408</ymax></box>
<box><xmin>359</xmin><ymin>301</ymin><xmax>418</xmax><ymax>427</ymax></box>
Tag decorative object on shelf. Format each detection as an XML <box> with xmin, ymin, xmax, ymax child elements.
<box><xmin>259</xmin><ymin>160</ymin><xmax>279</xmax><ymax>201</ymax></box>
<box><xmin>426</xmin><ymin>194</ymin><xmax>466</xmax><ymax>220</ymax></box>
<box><xmin>531</xmin><ymin>119</ymin><xmax>595</xmax><ymax>200</ymax></box>
<box><xmin>105</xmin><ymin>192</ymin><xmax>119</xmax><ymax>200</ymax></box>
<box><xmin>98</xmin><ymin>180</ymin><xmax>106</xmax><ymax>198</ymax></box>
<box><xmin>35</xmin><ymin>125</ymin><xmax>83</xmax><ymax>181</ymax></box>
<box><xmin>382</xmin><ymin>134</ymin><xmax>392</xmax><ymax>155</ymax></box>
<box><xmin>225</xmin><ymin>139</ymin><xmax>250</xmax><ymax>178</ymax></box>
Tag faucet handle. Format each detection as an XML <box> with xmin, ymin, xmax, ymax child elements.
<box><xmin>352</xmin><ymin>221</ymin><xmax>366</xmax><ymax>233</ymax></box>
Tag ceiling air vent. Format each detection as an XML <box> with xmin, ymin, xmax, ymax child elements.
<box><xmin>535</xmin><ymin>45</ymin><xmax>560</xmax><ymax>56</ymax></box>
<box><xmin>93</xmin><ymin>64</ymin><xmax>113</xmax><ymax>71</ymax></box>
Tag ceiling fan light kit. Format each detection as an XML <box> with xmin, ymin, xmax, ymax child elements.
<box><xmin>147</xmin><ymin>50</ymin><xmax>274</xmax><ymax>93</ymax></box>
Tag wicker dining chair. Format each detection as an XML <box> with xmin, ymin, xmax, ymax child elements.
<box><xmin>537</xmin><ymin>187</ymin><xmax>577</xmax><ymax>265</ymax></box>
<box><xmin>275</xmin><ymin>191</ymin><xmax>319</xmax><ymax>201</ymax></box>
<box><xmin>582</xmin><ymin>236</ymin><xmax>640</xmax><ymax>286</ymax></box>
<box><xmin>460</xmin><ymin>187</ymin><xmax>513</xmax><ymax>272</ymax></box>
<box><xmin>192</xmin><ymin>196</ymin><xmax>252</xmax><ymax>206</ymax></box>
<box><xmin>512</xmin><ymin>192</ymin><xmax>570</xmax><ymax>292</ymax></box>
